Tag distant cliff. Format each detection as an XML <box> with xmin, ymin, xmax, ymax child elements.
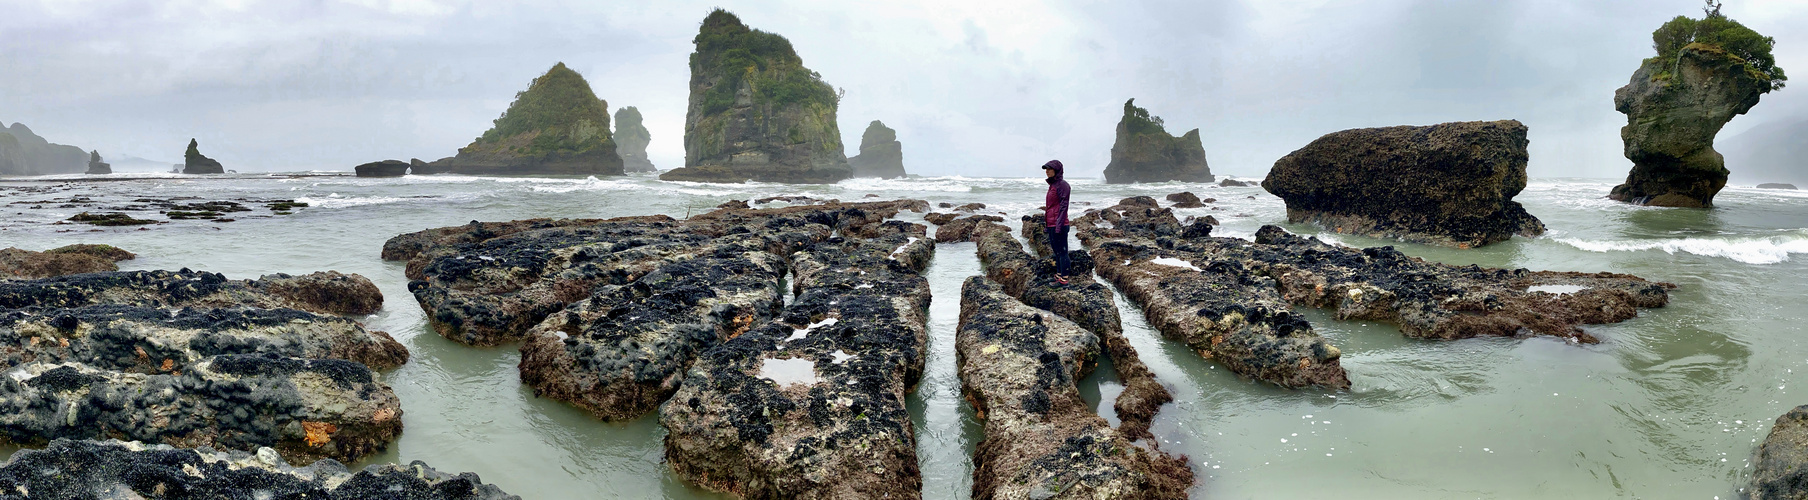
<box><xmin>0</xmin><ymin>122</ymin><xmax>87</xmax><ymax>175</ymax></box>
<box><xmin>418</xmin><ymin>63</ymin><xmax>623</xmax><ymax>176</ymax></box>
<box><xmin>1722</xmin><ymin>118</ymin><xmax>1808</xmax><ymax>186</ymax></box>
<box><xmin>660</xmin><ymin>9</ymin><xmax>850</xmax><ymax>184</ymax></box>
<box><xmin>848</xmin><ymin>120</ymin><xmax>904</xmax><ymax>179</ymax></box>
<box><xmin>1103</xmin><ymin>99</ymin><xmax>1212</xmax><ymax>184</ymax></box>
<box><xmin>614</xmin><ymin>106</ymin><xmax>656</xmax><ymax>173</ymax></box>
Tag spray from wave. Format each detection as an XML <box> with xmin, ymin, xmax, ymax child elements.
<box><xmin>1555</xmin><ymin>230</ymin><xmax>1808</xmax><ymax>265</ymax></box>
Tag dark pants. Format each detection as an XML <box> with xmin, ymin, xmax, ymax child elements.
<box><xmin>1045</xmin><ymin>226</ymin><xmax>1070</xmax><ymax>276</ymax></box>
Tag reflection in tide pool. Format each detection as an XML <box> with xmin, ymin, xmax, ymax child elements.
<box><xmin>0</xmin><ymin>174</ymin><xmax>1803</xmax><ymax>498</ymax></box>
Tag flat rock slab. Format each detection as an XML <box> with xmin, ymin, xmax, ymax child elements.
<box><xmin>957</xmin><ymin>277</ymin><xmax>1191</xmax><ymax>499</ymax></box>
<box><xmin>0</xmin><ymin>353</ymin><xmax>400</xmax><ymax>464</ymax></box>
<box><xmin>0</xmin><ymin>244</ymin><xmax>135</xmax><ymax>281</ymax></box>
<box><xmin>0</xmin><ymin>438</ymin><xmax>518</xmax><ymax>499</ymax></box>
<box><xmin>661</xmin><ymin>231</ymin><xmax>934</xmax><ymax>499</ymax></box>
<box><xmin>1753</xmin><ymin>405</ymin><xmax>1808</xmax><ymax>500</ymax></box>
<box><xmin>0</xmin><ymin>304</ymin><xmax>407</xmax><ymax>373</ymax></box>
<box><xmin>0</xmin><ymin>269</ymin><xmax>383</xmax><ymax>317</ymax></box>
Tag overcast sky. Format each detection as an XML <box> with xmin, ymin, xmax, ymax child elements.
<box><xmin>3</xmin><ymin>0</ymin><xmax>1804</xmax><ymax>178</ymax></box>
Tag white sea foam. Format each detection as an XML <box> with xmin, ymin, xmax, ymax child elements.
<box><xmin>292</xmin><ymin>195</ymin><xmax>410</xmax><ymax>208</ymax></box>
<box><xmin>1149</xmin><ymin>257</ymin><xmax>1203</xmax><ymax>271</ymax></box>
<box><xmin>1556</xmin><ymin>230</ymin><xmax>1808</xmax><ymax>265</ymax></box>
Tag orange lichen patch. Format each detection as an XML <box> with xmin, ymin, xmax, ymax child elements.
<box><xmin>135</xmin><ymin>346</ymin><xmax>149</xmax><ymax>360</ymax></box>
<box><xmin>302</xmin><ymin>421</ymin><xmax>338</xmax><ymax>447</ymax></box>
<box><xmin>373</xmin><ymin>407</ymin><xmax>397</xmax><ymax>422</ymax></box>
<box><xmin>57</xmin><ymin>338</ymin><xmax>68</xmax><ymax>348</ymax></box>
<box><xmin>160</xmin><ymin>359</ymin><xmax>174</xmax><ymax>372</ymax></box>
<box><xmin>726</xmin><ymin>311</ymin><xmax>759</xmax><ymax>340</ymax></box>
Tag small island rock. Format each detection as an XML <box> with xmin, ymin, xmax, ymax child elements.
<box><xmin>615</xmin><ymin>106</ymin><xmax>657</xmax><ymax>172</ymax></box>
<box><xmin>183</xmin><ymin>139</ymin><xmax>224</xmax><ymax>174</ymax></box>
<box><xmin>419</xmin><ymin>63</ymin><xmax>624</xmax><ymax>176</ymax></box>
<box><xmin>85</xmin><ymin>150</ymin><xmax>110</xmax><ymax>174</ymax></box>
<box><xmin>1103</xmin><ymin>99</ymin><xmax>1212</xmax><ymax>184</ymax></box>
<box><xmin>354</xmin><ymin>159</ymin><xmax>410</xmax><ymax>177</ymax></box>
<box><xmin>848</xmin><ymin>120</ymin><xmax>906</xmax><ymax>178</ymax></box>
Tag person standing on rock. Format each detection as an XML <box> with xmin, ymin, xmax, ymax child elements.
<box><xmin>1041</xmin><ymin>160</ymin><xmax>1072</xmax><ymax>284</ymax></box>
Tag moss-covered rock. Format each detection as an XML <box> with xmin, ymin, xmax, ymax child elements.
<box><xmin>420</xmin><ymin>63</ymin><xmax>623</xmax><ymax>176</ymax></box>
<box><xmin>661</xmin><ymin>9</ymin><xmax>851</xmax><ymax>184</ymax></box>
<box><xmin>1103</xmin><ymin>99</ymin><xmax>1212</xmax><ymax>184</ymax></box>
<box><xmin>183</xmin><ymin>139</ymin><xmax>224</xmax><ymax>174</ymax></box>
<box><xmin>849</xmin><ymin>120</ymin><xmax>905</xmax><ymax>179</ymax></box>
<box><xmin>615</xmin><ymin>106</ymin><xmax>657</xmax><ymax>172</ymax></box>
<box><xmin>1609</xmin><ymin>44</ymin><xmax>1771</xmax><ymax>207</ymax></box>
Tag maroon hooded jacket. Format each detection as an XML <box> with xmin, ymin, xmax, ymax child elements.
<box><xmin>1043</xmin><ymin>160</ymin><xmax>1070</xmax><ymax>228</ymax></box>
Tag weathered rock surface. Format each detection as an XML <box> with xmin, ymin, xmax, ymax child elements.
<box><xmin>986</xmin><ymin>220</ymin><xmax>1174</xmax><ymax>442</ymax></box>
<box><xmin>0</xmin><ymin>122</ymin><xmax>88</xmax><ymax>176</ymax></box>
<box><xmin>0</xmin><ymin>244</ymin><xmax>135</xmax><ymax>280</ymax></box>
<box><xmin>1758</xmin><ymin>183</ymin><xmax>1798</xmax><ymax>190</ymax></box>
<box><xmin>0</xmin><ymin>269</ymin><xmax>385</xmax><ymax>317</ymax></box>
<box><xmin>0</xmin><ymin>354</ymin><xmax>400</xmax><ymax>464</ymax></box>
<box><xmin>85</xmin><ymin>150</ymin><xmax>110</xmax><ymax>175</ymax></box>
<box><xmin>1104</xmin><ymin>99</ymin><xmax>1212</xmax><ymax>184</ymax></box>
<box><xmin>1218</xmin><ymin>178</ymin><xmax>1251</xmax><ymax>187</ymax></box>
<box><xmin>419</xmin><ymin>63</ymin><xmax>624</xmax><ymax>176</ymax></box>
<box><xmin>958</xmin><ymin>277</ymin><xmax>1191</xmax><ymax>499</ymax></box>
<box><xmin>0</xmin><ymin>304</ymin><xmax>407</xmax><ymax>372</ymax></box>
<box><xmin>662</xmin><ymin>230</ymin><xmax>933</xmax><ymax>499</ymax></box>
<box><xmin>0</xmin><ymin>439</ymin><xmax>518</xmax><ymax>499</ymax></box>
<box><xmin>615</xmin><ymin>106</ymin><xmax>657</xmax><ymax>173</ymax></box>
<box><xmin>1753</xmin><ymin>405</ymin><xmax>1808</xmax><ymax>500</ymax></box>
<box><xmin>848</xmin><ymin>120</ymin><xmax>906</xmax><ymax>179</ymax></box>
<box><xmin>1165</xmin><ymin>191</ymin><xmax>1205</xmax><ymax>208</ymax></box>
<box><xmin>934</xmin><ymin>214</ymin><xmax>1004</xmax><ymax>243</ymax></box>
<box><xmin>183</xmin><ymin>139</ymin><xmax>224</xmax><ymax>174</ymax></box>
<box><xmin>1075</xmin><ymin>198</ymin><xmax>1673</xmax><ymax>366</ymax></box>
<box><xmin>661</xmin><ymin>10</ymin><xmax>851</xmax><ymax>184</ymax></box>
<box><xmin>1610</xmin><ymin>44</ymin><xmax>1771</xmax><ymax>208</ymax></box>
<box><xmin>354</xmin><ymin>159</ymin><xmax>410</xmax><ymax>177</ymax></box>
<box><xmin>1263</xmin><ymin>120</ymin><xmax>1546</xmax><ymax>248</ymax></box>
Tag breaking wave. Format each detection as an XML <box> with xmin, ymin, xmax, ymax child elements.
<box><xmin>1555</xmin><ymin>230</ymin><xmax>1808</xmax><ymax>264</ymax></box>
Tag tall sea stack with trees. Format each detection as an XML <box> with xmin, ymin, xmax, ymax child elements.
<box><xmin>416</xmin><ymin>63</ymin><xmax>623</xmax><ymax>176</ymax></box>
<box><xmin>660</xmin><ymin>9</ymin><xmax>851</xmax><ymax>184</ymax></box>
<box><xmin>1103</xmin><ymin>99</ymin><xmax>1212</xmax><ymax>184</ymax></box>
<box><xmin>1608</xmin><ymin>1</ymin><xmax>1786</xmax><ymax>208</ymax></box>
<box><xmin>614</xmin><ymin>106</ymin><xmax>656</xmax><ymax>173</ymax></box>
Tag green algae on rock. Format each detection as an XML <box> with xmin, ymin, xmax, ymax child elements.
<box><xmin>1263</xmin><ymin>120</ymin><xmax>1545</xmax><ymax>248</ymax></box>
<box><xmin>661</xmin><ymin>9</ymin><xmax>851</xmax><ymax>184</ymax></box>
<box><xmin>615</xmin><ymin>106</ymin><xmax>657</xmax><ymax>173</ymax></box>
<box><xmin>1609</xmin><ymin>7</ymin><xmax>1785</xmax><ymax>208</ymax></box>
<box><xmin>418</xmin><ymin>63</ymin><xmax>624</xmax><ymax>176</ymax></box>
<box><xmin>1103</xmin><ymin>99</ymin><xmax>1212</xmax><ymax>184</ymax></box>
<box><xmin>849</xmin><ymin>120</ymin><xmax>906</xmax><ymax>179</ymax></box>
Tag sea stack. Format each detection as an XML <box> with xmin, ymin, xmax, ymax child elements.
<box><xmin>848</xmin><ymin>120</ymin><xmax>905</xmax><ymax>178</ymax></box>
<box><xmin>85</xmin><ymin>150</ymin><xmax>110</xmax><ymax>174</ymax></box>
<box><xmin>1103</xmin><ymin>99</ymin><xmax>1212</xmax><ymax>184</ymax></box>
<box><xmin>614</xmin><ymin>106</ymin><xmax>656</xmax><ymax>172</ymax></box>
<box><xmin>183</xmin><ymin>139</ymin><xmax>225</xmax><ymax>174</ymax></box>
<box><xmin>1608</xmin><ymin>8</ymin><xmax>1786</xmax><ymax>207</ymax></box>
<box><xmin>1262</xmin><ymin>120</ymin><xmax>1545</xmax><ymax>248</ymax></box>
<box><xmin>417</xmin><ymin>63</ymin><xmax>623</xmax><ymax>176</ymax></box>
<box><xmin>660</xmin><ymin>9</ymin><xmax>851</xmax><ymax>184</ymax></box>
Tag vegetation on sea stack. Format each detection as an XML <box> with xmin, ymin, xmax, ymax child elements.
<box><xmin>467</xmin><ymin>62</ymin><xmax>615</xmax><ymax>157</ymax></box>
<box><xmin>1648</xmin><ymin>1</ymin><xmax>1786</xmax><ymax>91</ymax></box>
<box><xmin>692</xmin><ymin>9</ymin><xmax>840</xmax><ymax>118</ymax></box>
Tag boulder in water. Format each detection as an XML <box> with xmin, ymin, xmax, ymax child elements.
<box><xmin>1753</xmin><ymin>405</ymin><xmax>1808</xmax><ymax>500</ymax></box>
<box><xmin>848</xmin><ymin>120</ymin><xmax>906</xmax><ymax>178</ymax></box>
<box><xmin>183</xmin><ymin>139</ymin><xmax>225</xmax><ymax>174</ymax></box>
<box><xmin>661</xmin><ymin>10</ymin><xmax>851</xmax><ymax>184</ymax></box>
<box><xmin>354</xmin><ymin>159</ymin><xmax>409</xmax><ymax>177</ymax></box>
<box><xmin>0</xmin><ymin>244</ymin><xmax>135</xmax><ymax>280</ymax></box>
<box><xmin>1103</xmin><ymin>99</ymin><xmax>1212</xmax><ymax>184</ymax></box>
<box><xmin>1263</xmin><ymin>120</ymin><xmax>1546</xmax><ymax>248</ymax></box>
<box><xmin>1165</xmin><ymin>191</ymin><xmax>1205</xmax><ymax>208</ymax></box>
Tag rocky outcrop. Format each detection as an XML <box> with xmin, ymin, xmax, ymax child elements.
<box><xmin>1610</xmin><ymin>44</ymin><xmax>1773</xmax><ymax>207</ymax></box>
<box><xmin>957</xmin><ymin>277</ymin><xmax>1191</xmax><ymax>499</ymax></box>
<box><xmin>0</xmin><ymin>244</ymin><xmax>135</xmax><ymax>280</ymax></box>
<box><xmin>1165</xmin><ymin>191</ymin><xmax>1205</xmax><ymax>208</ymax></box>
<box><xmin>183</xmin><ymin>139</ymin><xmax>224</xmax><ymax>174</ymax></box>
<box><xmin>0</xmin><ymin>439</ymin><xmax>519</xmax><ymax>499</ymax></box>
<box><xmin>0</xmin><ymin>267</ymin><xmax>405</xmax><ymax>464</ymax></box>
<box><xmin>1263</xmin><ymin>120</ymin><xmax>1546</xmax><ymax>248</ymax></box>
<box><xmin>662</xmin><ymin>229</ymin><xmax>933</xmax><ymax>499</ymax></box>
<box><xmin>1753</xmin><ymin>405</ymin><xmax>1808</xmax><ymax>500</ymax></box>
<box><xmin>0</xmin><ymin>122</ymin><xmax>88</xmax><ymax>175</ymax></box>
<box><xmin>1103</xmin><ymin>99</ymin><xmax>1212</xmax><ymax>184</ymax></box>
<box><xmin>933</xmin><ymin>214</ymin><xmax>1003</xmax><ymax>243</ymax></box>
<box><xmin>354</xmin><ymin>159</ymin><xmax>409</xmax><ymax>177</ymax></box>
<box><xmin>987</xmin><ymin>220</ymin><xmax>1175</xmax><ymax>442</ymax></box>
<box><xmin>615</xmin><ymin>106</ymin><xmax>657</xmax><ymax>173</ymax></box>
<box><xmin>1219</xmin><ymin>178</ymin><xmax>1251</xmax><ymax>187</ymax></box>
<box><xmin>1758</xmin><ymin>183</ymin><xmax>1798</xmax><ymax>190</ymax></box>
<box><xmin>418</xmin><ymin>63</ymin><xmax>623</xmax><ymax>176</ymax></box>
<box><xmin>848</xmin><ymin>120</ymin><xmax>905</xmax><ymax>178</ymax></box>
<box><xmin>1074</xmin><ymin>197</ymin><xmax>1673</xmax><ymax>361</ymax></box>
<box><xmin>85</xmin><ymin>150</ymin><xmax>110</xmax><ymax>174</ymax></box>
<box><xmin>661</xmin><ymin>10</ymin><xmax>851</xmax><ymax>184</ymax></box>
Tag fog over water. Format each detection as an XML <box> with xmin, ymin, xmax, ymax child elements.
<box><xmin>2</xmin><ymin>0</ymin><xmax>1805</xmax><ymax>178</ymax></box>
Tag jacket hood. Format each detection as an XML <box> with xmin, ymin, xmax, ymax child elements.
<box><xmin>1042</xmin><ymin>159</ymin><xmax>1064</xmax><ymax>178</ymax></box>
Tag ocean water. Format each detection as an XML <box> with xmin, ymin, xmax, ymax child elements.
<box><xmin>2</xmin><ymin>172</ymin><xmax>1806</xmax><ymax>499</ymax></box>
